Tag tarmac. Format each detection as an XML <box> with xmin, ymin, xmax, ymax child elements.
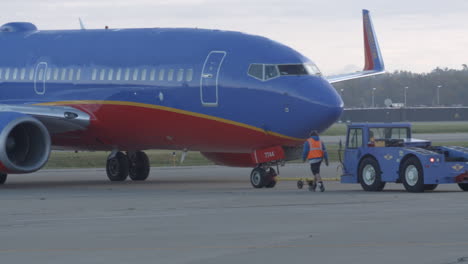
<box><xmin>0</xmin><ymin>163</ymin><xmax>467</xmax><ymax>264</ymax></box>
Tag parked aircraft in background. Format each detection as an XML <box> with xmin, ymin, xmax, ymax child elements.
<box><xmin>0</xmin><ymin>10</ymin><xmax>384</xmax><ymax>187</ymax></box>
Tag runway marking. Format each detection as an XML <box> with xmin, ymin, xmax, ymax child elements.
<box><xmin>1</xmin><ymin>241</ymin><xmax>468</xmax><ymax>254</ymax></box>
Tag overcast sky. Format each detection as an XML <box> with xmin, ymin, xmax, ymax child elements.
<box><xmin>2</xmin><ymin>0</ymin><xmax>468</xmax><ymax>74</ymax></box>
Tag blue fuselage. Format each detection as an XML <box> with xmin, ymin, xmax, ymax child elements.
<box><xmin>0</xmin><ymin>23</ymin><xmax>343</xmax><ymax>151</ymax></box>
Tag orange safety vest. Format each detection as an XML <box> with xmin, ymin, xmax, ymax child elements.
<box><xmin>307</xmin><ymin>138</ymin><xmax>323</xmax><ymax>159</ymax></box>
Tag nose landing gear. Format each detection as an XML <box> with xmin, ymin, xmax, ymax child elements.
<box><xmin>250</xmin><ymin>165</ymin><xmax>278</xmax><ymax>188</ymax></box>
<box><xmin>106</xmin><ymin>151</ymin><xmax>150</xmax><ymax>182</ymax></box>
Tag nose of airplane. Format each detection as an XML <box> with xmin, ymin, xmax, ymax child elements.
<box><xmin>318</xmin><ymin>82</ymin><xmax>344</xmax><ymax>130</ymax></box>
<box><xmin>300</xmin><ymin>78</ymin><xmax>344</xmax><ymax>133</ymax></box>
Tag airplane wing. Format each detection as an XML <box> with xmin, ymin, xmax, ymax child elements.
<box><xmin>0</xmin><ymin>104</ymin><xmax>90</xmax><ymax>134</ymax></box>
<box><xmin>326</xmin><ymin>9</ymin><xmax>385</xmax><ymax>84</ymax></box>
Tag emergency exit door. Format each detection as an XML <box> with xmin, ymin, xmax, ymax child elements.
<box><xmin>200</xmin><ymin>51</ymin><xmax>226</xmax><ymax>107</ymax></box>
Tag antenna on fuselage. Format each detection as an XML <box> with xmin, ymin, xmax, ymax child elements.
<box><xmin>78</xmin><ymin>18</ymin><xmax>86</xmax><ymax>30</ymax></box>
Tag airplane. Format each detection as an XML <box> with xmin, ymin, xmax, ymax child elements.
<box><xmin>0</xmin><ymin>9</ymin><xmax>384</xmax><ymax>187</ymax></box>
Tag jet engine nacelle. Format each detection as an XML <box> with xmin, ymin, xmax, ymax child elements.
<box><xmin>0</xmin><ymin>112</ymin><xmax>51</xmax><ymax>173</ymax></box>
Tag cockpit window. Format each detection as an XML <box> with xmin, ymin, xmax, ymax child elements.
<box><xmin>248</xmin><ymin>63</ymin><xmax>321</xmax><ymax>81</ymax></box>
<box><xmin>305</xmin><ymin>63</ymin><xmax>322</xmax><ymax>75</ymax></box>
<box><xmin>278</xmin><ymin>64</ymin><xmax>308</xmax><ymax>75</ymax></box>
<box><xmin>248</xmin><ymin>64</ymin><xmax>263</xmax><ymax>80</ymax></box>
<box><xmin>265</xmin><ymin>65</ymin><xmax>279</xmax><ymax>80</ymax></box>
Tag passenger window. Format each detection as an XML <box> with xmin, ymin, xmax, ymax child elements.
<box><xmin>0</xmin><ymin>69</ymin><xmax>3</xmax><ymax>80</ymax></box>
<box><xmin>347</xmin><ymin>128</ymin><xmax>363</xmax><ymax>149</ymax></box>
<box><xmin>20</xmin><ymin>68</ymin><xmax>26</xmax><ymax>80</ymax></box>
<box><xmin>5</xmin><ymin>68</ymin><xmax>10</xmax><ymax>80</ymax></box>
<box><xmin>92</xmin><ymin>69</ymin><xmax>97</xmax><ymax>81</ymax></box>
<box><xmin>150</xmin><ymin>69</ymin><xmax>156</xmax><ymax>81</ymax></box>
<box><xmin>38</xmin><ymin>68</ymin><xmax>44</xmax><ymax>81</ymax></box>
<box><xmin>108</xmin><ymin>69</ymin><xmax>114</xmax><ymax>81</ymax></box>
<box><xmin>46</xmin><ymin>68</ymin><xmax>51</xmax><ymax>80</ymax></box>
<box><xmin>159</xmin><ymin>69</ymin><xmax>165</xmax><ymax>81</ymax></box>
<box><xmin>141</xmin><ymin>69</ymin><xmax>147</xmax><ymax>81</ymax></box>
<box><xmin>12</xmin><ymin>68</ymin><xmax>18</xmax><ymax>80</ymax></box>
<box><xmin>76</xmin><ymin>69</ymin><xmax>81</xmax><ymax>81</ymax></box>
<box><xmin>54</xmin><ymin>68</ymin><xmax>59</xmax><ymax>80</ymax></box>
<box><xmin>177</xmin><ymin>69</ymin><xmax>184</xmax><ymax>82</ymax></box>
<box><xmin>29</xmin><ymin>69</ymin><xmax>34</xmax><ymax>80</ymax></box>
<box><xmin>248</xmin><ymin>64</ymin><xmax>263</xmax><ymax>80</ymax></box>
<box><xmin>69</xmin><ymin>69</ymin><xmax>74</xmax><ymax>80</ymax></box>
<box><xmin>116</xmin><ymin>68</ymin><xmax>122</xmax><ymax>81</ymax></box>
<box><xmin>264</xmin><ymin>65</ymin><xmax>279</xmax><ymax>80</ymax></box>
<box><xmin>168</xmin><ymin>69</ymin><xmax>174</xmax><ymax>81</ymax></box>
<box><xmin>100</xmin><ymin>69</ymin><xmax>106</xmax><ymax>81</ymax></box>
<box><xmin>133</xmin><ymin>69</ymin><xmax>139</xmax><ymax>81</ymax></box>
<box><xmin>124</xmin><ymin>68</ymin><xmax>130</xmax><ymax>81</ymax></box>
<box><xmin>61</xmin><ymin>69</ymin><xmax>67</xmax><ymax>81</ymax></box>
<box><xmin>186</xmin><ymin>69</ymin><xmax>193</xmax><ymax>82</ymax></box>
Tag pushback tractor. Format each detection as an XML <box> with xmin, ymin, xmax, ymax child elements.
<box><xmin>340</xmin><ymin>123</ymin><xmax>468</xmax><ymax>192</ymax></box>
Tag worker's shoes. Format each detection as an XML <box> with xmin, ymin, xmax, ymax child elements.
<box><xmin>319</xmin><ymin>182</ymin><xmax>325</xmax><ymax>192</ymax></box>
<box><xmin>308</xmin><ymin>181</ymin><xmax>317</xmax><ymax>192</ymax></box>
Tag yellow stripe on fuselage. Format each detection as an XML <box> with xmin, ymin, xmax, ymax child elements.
<box><xmin>36</xmin><ymin>100</ymin><xmax>304</xmax><ymax>142</ymax></box>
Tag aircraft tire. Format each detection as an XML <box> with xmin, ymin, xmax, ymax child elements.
<box><xmin>358</xmin><ymin>157</ymin><xmax>385</xmax><ymax>191</ymax></box>
<box><xmin>0</xmin><ymin>173</ymin><xmax>7</xmax><ymax>185</ymax></box>
<box><xmin>265</xmin><ymin>168</ymin><xmax>277</xmax><ymax>188</ymax></box>
<box><xmin>128</xmin><ymin>151</ymin><xmax>150</xmax><ymax>181</ymax></box>
<box><xmin>106</xmin><ymin>152</ymin><xmax>129</xmax><ymax>181</ymax></box>
<box><xmin>265</xmin><ymin>180</ymin><xmax>276</xmax><ymax>188</ymax></box>
<box><xmin>250</xmin><ymin>167</ymin><xmax>267</xmax><ymax>188</ymax></box>
<box><xmin>458</xmin><ymin>183</ymin><xmax>468</xmax><ymax>191</ymax></box>
<box><xmin>424</xmin><ymin>184</ymin><xmax>438</xmax><ymax>191</ymax></box>
<box><xmin>401</xmin><ymin>156</ymin><xmax>424</xmax><ymax>193</ymax></box>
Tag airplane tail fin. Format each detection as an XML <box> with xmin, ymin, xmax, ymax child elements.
<box><xmin>362</xmin><ymin>9</ymin><xmax>384</xmax><ymax>72</ymax></box>
<box><xmin>79</xmin><ymin>18</ymin><xmax>86</xmax><ymax>30</ymax></box>
<box><xmin>326</xmin><ymin>9</ymin><xmax>385</xmax><ymax>83</ymax></box>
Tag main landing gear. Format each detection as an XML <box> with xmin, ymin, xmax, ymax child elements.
<box><xmin>250</xmin><ymin>165</ymin><xmax>277</xmax><ymax>188</ymax></box>
<box><xmin>106</xmin><ymin>151</ymin><xmax>150</xmax><ymax>181</ymax></box>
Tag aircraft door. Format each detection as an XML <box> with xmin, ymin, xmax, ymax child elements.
<box><xmin>344</xmin><ymin>128</ymin><xmax>363</xmax><ymax>175</ymax></box>
<box><xmin>34</xmin><ymin>62</ymin><xmax>48</xmax><ymax>95</ymax></box>
<box><xmin>200</xmin><ymin>51</ymin><xmax>226</xmax><ymax>107</ymax></box>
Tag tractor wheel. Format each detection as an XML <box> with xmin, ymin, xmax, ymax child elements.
<box><xmin>401</xmin><ymin>157</ymin><xmax>425</xmax><ymax>193</ymax></box>
<box><xmin>358</xmin><ymin>157</ymin><xmax>385</xmax><ymax>191</ymax></box>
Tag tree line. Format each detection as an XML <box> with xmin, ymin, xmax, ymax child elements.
<box><xmin>333</xmin><ymin>65</ymin><xmax>468</xmax><ymax>108</ymax></box>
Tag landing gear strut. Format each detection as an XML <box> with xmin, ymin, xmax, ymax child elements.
<box><xmin>250</xmin><ymin>165</ymin><xmax>277</xmax><ymax>188</ymax></box>
<box><xmin>106</xmin><ymin>151</ymin><xmax>151</xmax><ymax>181</ymax></box>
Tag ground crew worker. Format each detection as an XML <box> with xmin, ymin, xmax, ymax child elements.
<box><xmin>302</xmin><ymin>131</ymin><xmax>328</xmax><ymax>192</ymax></box>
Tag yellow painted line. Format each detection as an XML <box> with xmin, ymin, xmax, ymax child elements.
<box><xmin>36</xmin><ymin>100</ymin><xmax>303</xmax><ymax>142</ymax></box>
